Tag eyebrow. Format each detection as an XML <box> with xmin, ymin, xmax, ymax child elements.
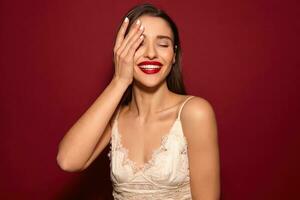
<box><xmin>157</xmin><ymin>35</ymin><xmax>173</xmax><ymax>42</ymax></box>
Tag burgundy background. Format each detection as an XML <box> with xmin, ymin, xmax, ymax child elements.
<box><xmin>1</xmin><ymin>0</ymin><xmax>299</xmax><ymax>199</ymax></box>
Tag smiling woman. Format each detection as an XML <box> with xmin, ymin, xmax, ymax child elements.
<box><xmin>56</xmin><ymin>3</ymin><xmax>220</xmax><ymax>200</ymax></box>
<box><xmin>129</xmin><ymin>15</ymin><xmax>176</xmax><ymax>88</ymax></box>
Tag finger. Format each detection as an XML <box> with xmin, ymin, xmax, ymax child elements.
<box><xmin>121</xmin><ymin>25</ymin><xmax>144</xmax><ymax>55</ymax></box>
<box><xmin>114</xmin><ymin>17</ymin><xmax>129</xmax><ymax>50</ymax></box>
<box><xmin>126</xmin><ymin>35</ymin><xmax>144</xmax><ymax>58</ymax></box>
<box><xmin>117</xmin><ymin>19</ymin><xmax>142</xmax><ymax>53</ymax></box>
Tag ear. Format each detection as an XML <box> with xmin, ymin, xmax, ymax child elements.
<box><xmin>172</xmin><ymin>45</ymin><xmax>177</xmax><ymax>64</ymax></box>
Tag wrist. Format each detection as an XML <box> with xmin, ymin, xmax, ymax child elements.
<box><xmin>111</xmin><ymin>76</ymin><xmax>131</xmax><ymax>89</ymax></box>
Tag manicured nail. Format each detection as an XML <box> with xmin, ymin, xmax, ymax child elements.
<box><xmin>124</xmin><ymin>17</ymin><xmax>129</xmax><ymax>23</ymax></box>
<box><xmin>136</xmin><ymin>20</ymin><xmax>140</xmax><ymax>25</ymax></box>
<box><xmin>139</xmin><ymin>25</ymin><xmax>144</xmax><ymax>30</ymax></box>
<box><xmin>140</xmin><ymin>35</ymin><xmax>144</xmax><ymax>39</ymax></box>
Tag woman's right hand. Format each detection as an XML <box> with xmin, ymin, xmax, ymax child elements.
<box><xmin>113</xmin><ymin>17</ymin><xmax>145</xmax><ymax>85</ymax></box>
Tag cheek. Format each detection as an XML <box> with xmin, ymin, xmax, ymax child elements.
<box><xmin>158</xmin><ymin>49</ymin><xmax>174</xmax><ymax>62</ymax></box>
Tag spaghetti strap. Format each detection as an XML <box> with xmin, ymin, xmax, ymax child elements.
<box><xmin>110</xmin><ymin>106</ymin><xmax>121</xmax><ymax>149</ymax></box>
<box><xmin>113</xmin><ymin>106</ymin><xmax>122</xmax><ymax>122</ymax></box>
<box><xmin>177</xmin><ymin>96</ymin><xmax>195</xmax><ymax>120</ymax></box>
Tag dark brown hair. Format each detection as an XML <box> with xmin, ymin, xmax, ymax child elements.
<box><xmin>117</xmin><ymin>3</ymin><xmax>187</xmax><ymax>106</ymax></box>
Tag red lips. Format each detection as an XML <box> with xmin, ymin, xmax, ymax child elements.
<box><xmin>137</xmin><ymin>61</ymin><xmax>163</xmax><ymax>66</ymax></box>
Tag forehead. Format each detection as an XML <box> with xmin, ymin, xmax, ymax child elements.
<box><xmin>136</xmin><ymin>15</ymin><xmax>173</xmax><ymax>40</ymax></box>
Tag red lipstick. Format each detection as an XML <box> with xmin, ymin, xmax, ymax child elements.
<box><xmin>137</xmin><ymin>61</ymin><xmax>163</xmax><ymax>74</ymax></box>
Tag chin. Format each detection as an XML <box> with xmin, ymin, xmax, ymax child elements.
<box><xmin>133</xmin><ymin>77</ymin><xmax>164</xmax><ymax>89</ymax></box>
<box><xmin>133</xmin><ymin>66</ymin><xmax>169</xmax><ymax>88</ymax></box>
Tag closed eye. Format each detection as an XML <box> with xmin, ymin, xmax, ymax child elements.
<box><xmin>159</xmin><ymin>44</ymin><xmax>169</xmax><ymax>47</ymax></box>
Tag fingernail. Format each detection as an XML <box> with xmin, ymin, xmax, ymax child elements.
<box><xmin>139</xmin><ymin>25</ymin><xmax>144</xmax><ymax>30</ymax></box>
<box><xmin>136</xmin><ymin>20</ymin><xmax>140</xmax><ymax>25</ymax></box>
<box><xmin>124</xmin><ymin>17</ymin><xmax>129</xmax><ymax>23</ymax></box>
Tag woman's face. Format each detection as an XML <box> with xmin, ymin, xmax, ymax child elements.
<box><xmin>132</xmin><ymin>15</ymin><xmax>176</xmax><ymax>88</ymax></box>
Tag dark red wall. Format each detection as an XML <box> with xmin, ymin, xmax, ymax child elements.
<box><xmin>1</xmin><ymin>0</ymin><xmax>299</xmax><ymax>199</ymax></box>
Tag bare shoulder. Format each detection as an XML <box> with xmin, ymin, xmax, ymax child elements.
<box><xmin>181</xmin><ymin>96</ymin><xmax>216</xmax><ymax>120</ymax></box>
<box><xmin>180</xmin><ymin>96</ymin><xmax>218</xmax><ymax>141</ymax></box>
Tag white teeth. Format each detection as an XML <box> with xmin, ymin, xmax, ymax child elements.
<box><xmin>139</xmin><ymin>65</ymin><xmax>161</xmax><ymax>69</ymax></box>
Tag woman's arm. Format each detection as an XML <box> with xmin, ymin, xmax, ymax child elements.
<box><xmin>56</xmin><ymin>17</ymin><xmax>145</xmax><ymax>172</ymax></box>
<box><xmin>56</xmin><ymin>78</ymin><xmax>129</xmax><ymax>172</ymax></box>
<box><xmin>181</xmin><ymin>97</ymin><xmax>221</xmax><ymax>200</ymax></box>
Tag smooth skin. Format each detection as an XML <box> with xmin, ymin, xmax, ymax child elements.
<box><xmin>57</xmin><ymin>15</ymin><xmax>220</xmax><ymax>200</ymax></box>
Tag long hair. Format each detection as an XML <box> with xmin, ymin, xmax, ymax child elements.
<box><xmin>116</xmin><ymin>3</ymin><xmax>187</xmax><ymax>106</ymax></box>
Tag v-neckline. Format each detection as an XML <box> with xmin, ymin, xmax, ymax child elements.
<box><xmin>115</xmin><ymin>114</ymin><xmax>180</xmax><ymax>174</ymax></box>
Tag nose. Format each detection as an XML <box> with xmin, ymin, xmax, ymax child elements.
<box><xmin>143</xmin><ymin>42</ymin><xmax>157</xmax><ymax>59</ymax></box>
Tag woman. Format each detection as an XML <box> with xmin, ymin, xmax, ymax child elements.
<box><xmin>57</xmin><ymin>3</ymin><xmax>220</xmax><ymax>200</ymax></box>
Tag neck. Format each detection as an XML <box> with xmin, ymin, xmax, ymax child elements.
<box><xmin>129</xmin><ymin>80</ymin><xmax>173</xmax><ymax>121</ymax></box>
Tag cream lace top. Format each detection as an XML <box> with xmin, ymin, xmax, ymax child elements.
<box><xmin>108</xmin><ymin>96</ymin><xmax>195</xmax><ymax>200</ymax></box>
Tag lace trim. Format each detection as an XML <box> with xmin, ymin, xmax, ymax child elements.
<box><xmin>115</xmin><ymin>125</ymin><xmax>170</xmax><ymax>174</ymax></box>
<box><xmin>112</xmin><ymin>182</ymin><xmax>192</xmax><ymax>200</ymax></box>
<box><xmin>109</xmin><ymin>130</ymin><xmax>189</xmax><ymax>165</ymax></box>
<box><xmin>107</xmin><ymin>137</ymin><xmax>113</xmax><ymax>160</ymax></box>
<box><xmin>108</xmin><ymin>121</ymin><xmax>189</xmax><ymax>169</ymax></box>
<box><xmin>113</xmin><ymin>191</ymin><xmax>191</xmax><ymax>200</ymax></box>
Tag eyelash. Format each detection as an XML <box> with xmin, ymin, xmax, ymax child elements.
<box><xmin>138</xmin><ymin>42</ymin><xmax>169</xmax><ymax>48</ymax></box>
<box><xmin>159</xmin><ymin>44</ymin><xmax>169</xmax><ymax>47</ymax></box>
